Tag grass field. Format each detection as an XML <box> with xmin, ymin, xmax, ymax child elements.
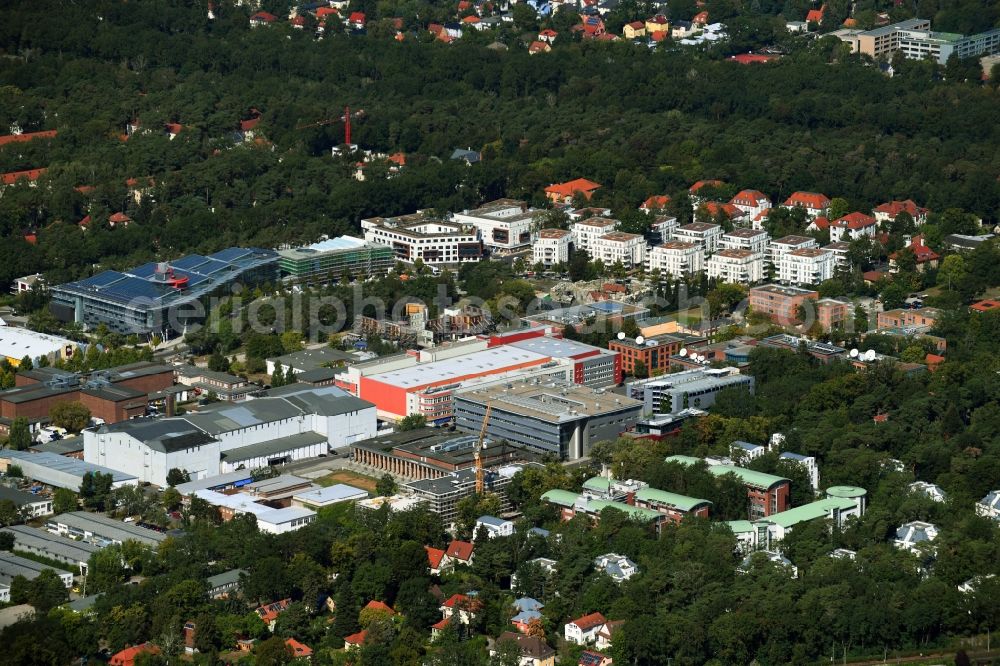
<box><xmin>314</xmin><ymin>470</ymin><xmax>379</xmax><ymax>492</ymax></box>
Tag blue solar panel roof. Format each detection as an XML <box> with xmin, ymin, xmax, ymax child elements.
<box><xmin>129</xmin><ymin>262</ymin><xmax>160</xmax><ymax>279</ymax></box>
<box><xmin>169</xmin><ymin>254</ymin><xmax>211</xmax><ymax>270</ymax></box>
<box><xmin>209</xmin><ymin>247</ymin><xmax>252</xmax><ymax>263</ymax></box>
<box><xmin>101</xmin><ymin>277</ymin><xmax>169</xmax><ymax>302</ymax></box>
<box><xmin>77</xmin><ymin>271</ymin><xmax>126</xmax><ymax>288</ymax></box>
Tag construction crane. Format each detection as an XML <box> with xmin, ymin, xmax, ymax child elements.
<box><xmin>474</xmin><ymin>403</ymin><xmax>492</xmax><ymax>495</ymax></box>
<box><xmin>294</xmin><ymin>106</ymin><xmax>365</xmax><ymax>145</ymax></box>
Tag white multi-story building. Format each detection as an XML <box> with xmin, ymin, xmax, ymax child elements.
<box><xmin>474</xmin><ymin>514</ymin><xmax>515</xmax><ymax>538</ymax></box>
<box><xmin>720</xmin><ymin>228</ymin><xmax>769</xmax><ymax>256</ymax></box>
<box><xmin>729</xmin><ymin>189</ymin><xmax>772</xmax><ymax>221</ymax></box>
<box><xmin>829</xmin><ymin>212</ymin><xmax>877</xmax><ymax>243</ymax></box>
<box><xmin>707</xmin><ymin>249</ymin><xmax>764</xmax><ymax>285</ymax></box>
<box><xmin>779</xmin><ymin>452</ymin><xmax>820</xmax><ymax>491</ymax></box>
<box><xmin>451</xmin><ymin>198</ymin><xmax>540</xmax><ymax>254</ymax></box>
<box><xmin>647</xmin><ymin>241</ymin><xmax>704</xmax><ymax>277</ymax></box>
<box><xmin>572</xmin><ymin>217</ymin><xmax>618</xmax><ymax>254</ymax></box>
<box><xmin>593</xmin><ymin>231</ymin><xmax>646</xmax><ymax>267</ymax></box>
<box><xmin>893</xmin><ymin>520</ymin><xmax>939</xmax><ymax>553</ymax></box>
<box><xmin>777</xmin><ymin>248</ymin><xmax>835</xmax><ymax>286</ymax></box>
<box><xmin>673</xmin><ymin>222</ymin><xmax>723</xmax><ymax>255</ymax></box>
<box><xmin>782</xmin><ymin>191</ymin><xmax>830</xmax><ymax>220</ymax></box>
<box><xmin>361</xmin><ymin>212</ymin><xmax>483</xmax><ymax>265</ymax></box>
<box><xmin>650</xmin><ymin>215</ymin><xmax>678</xmax><ymax>244</ymax></box>
<box><xmin>533</xmin><ymin>228</ymin><xmax>571</xmax><ymax>267</ymax></box>
<box><xmin>823</xmin><ymin>241</ymin><xmax>852</xmax><ymax>271</ymax></box>
<box><xmin>768</xmin><ymin>235</ymin><xmax>818</xmax><ymax>267</ymax></box>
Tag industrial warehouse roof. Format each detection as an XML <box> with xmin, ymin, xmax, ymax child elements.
<box><xmin>458</xmin><ymin>380</ymin><xmax>643</xmax><ymax>423</ymax></box>
<box><xmin>98</xmin><ymin>418</ymin><xmax>217</xmax><ymax>453</ymax></box>
<box><xmin>757</xmin><ymin>498</ymin><xmax>859</xmax><ymax>529</ymax></box>
<box><xmin>507</xmin><ymin>336</ymin><xmax>613</xmax><ymax>359</ymax></box>
<box><xmin>0</xmin><ymin>551</ymin><xmax>68</xmax><ymax>583</ymax></box>
<box><xmin>1</xmin><ymin>450</ymin><xmax>137</xmax><ymax>486</ymax></box>
<box><xmin>266</xmin><ymin>346</ymin><xmax>360</xmax><ymax>372</ymax></box>
<box><xmin>0</xmin><ymin>327</ymin><xmax>79</xmax><ymax>362</ymax></box>
<box><xmin>49</xmin><ymin>511</ymin><xmax>166</xmax><ymax>546</ymax></box>
<box><xmin>0</xmin><ymin>485</ymin><xmax>49</xmax><ymax>507</ymax></box>
<box><xmin>29</xmin><ymin>436</ymin><xmax>84</xmax><ymax>456</ymax></box>
<box><xmin>52</xmin><ymin>247</ymin><xmax>278</xmax><ymax>308</ymax></box>
<box><xmin>221</xmin><ymin>431</ymin><xmax>328</xmax><ymax>464</ymax></box>
<box><xmin>292</xmin><ymin>484</ymin><xmax>368</xmax><ymax>506</ymax></box>
<box><xmin>634</xmin><ymin>487</ymin><xmax>712</xmax><ymax>512</ymax></box>
<box><xmin>0</xmin><ymin>525</ymin><xmax>99</xmax><ymax>563</ymax></box>
<box><xmin>366</xmin><ymin>346</ymin><xmax>549</xmax><ymax>389</ymax></box>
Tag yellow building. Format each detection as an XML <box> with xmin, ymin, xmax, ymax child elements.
<box><xmin>645</xmin><ymin>15</ymin><xmax>670</xmax><ymax>34</ymax></box>
<box><xmin>623</xmin><ymin>21</ymin><xmax>646</xmax><ymax>39</ymax></box>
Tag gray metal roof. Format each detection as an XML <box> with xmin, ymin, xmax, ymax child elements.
<box><xmin>221</xmin><ymin>431</ymin><xmax>327</xmax><ymax>464</ymax></box>
<box><xmin>0</xmin><ymin>485</ymin><xmax>49</xmax><ymax>507</ymax></box>
<box><xmin>29</xmin><ymin>436</ymin><xmax>84</xmax><ymax>455</ymax></box>
<box><xmin>49</xmin><ymin>511</ymin><xmax>166</xmax><ymax>546</ymax></box>
<box><xmin>1</xmin><ymin>450</ymin><xmax>136</xmax><ymax>485</ymax></box>
<box><xmin>1</xmin><ymin>525</ymin><xmax>99</xmax><ymax>563</ymax></box>
<box><xmin>207</xmin><ymin>568</ymin><xmax>246</xmax><ymax>589</ymax></box>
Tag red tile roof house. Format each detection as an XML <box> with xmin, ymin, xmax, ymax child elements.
<box><xmin>545</xmin><ymin>178</ymin><xmax>601</xmax><ymax>204</ymax></box>
<box><xmin>699</xmin><ymin>201</ymin><xmax>747</xmax><ymax>224</ymax></box>
<box><xmin>364</xmin><ymin>599</ymin><xmax>396</xmax><ymax>616</ymax></box>
<box><xmin>828</xmin><ymin>212</ymin><xmax>876</xmax><ymax>242</ymax></box>
<box><xmin>528</xmin><ymin>40</ymin><xmax>552</xmax><ymax>55</ymax></box>
<box><xmin>255</xmin><ymin>598</ymin><xmax>291</xmax><ymax>631</ymax></box>
<box><xmin>971</xmin><ymin>299</ymin><xmax>1000</xmax><ymax>313</ymax></box>
<box><xmin>782</xmin><ymin>191</ymin><xmax>830</xmax><ymax>219</ymax></box>
<box><xmin>806</xmin><ymin>4</ymin><xmax>825</xmax><ymax>24</ymax></box>
<box><xmin>249</xmin><ymin>11</ymin><xmax>278</xmax><ymax>27</ymax></box>
<box><xmin>286</xmin><ymin>638</ymin><xmax>313</xmax><ymax>659</ymax></box>
<box><xmin>729</xmin><ymin>189</ymin><xmax>772</xmax><ymax>219</ymax></box>
<box><xmin>440</xmin><ymin>593</ymin><xmax>484</xmax><ymax>625</ymax></box>
<box><xmin>538</xmin><ymin>28</ymin><xmax>558</xmax><ymax>44</ymax></box>
<box><xmin>0</xmin><ymin>129</ymin><xmax>57</xmax><ymax>146</ymax></box>
<box><xmin>348</xmin><ymin>12</ymin><xmax>366</xmax><ymax>29</ymax></box>
<box><xmin>889</xmin><ymin>235</ymin><xmax>940</xmax><ymax>272</ymax></box>
<box><xmin>108</xmin><ymin>212</ymin><xmax>132</xmax><ymax>228</ymax></box>
<box><xmin>344</xmin><ymin>629</ymin><xmax>367</xmax><ymax>650</ymax></box>
<box><xmin>1</xmin><ymin>167</ymin><xmax>47</xmax><ymax>189</ymax></box>
<box><xmin>110</xmin><ymin>643</ymin><xmax>160</xmax><ymax>666</ymax></box>
<box><xmin>426</xmin><ymin>545</ymin><xmax>450</xmax><ymax>574</ymax></box>
<box><xmin>445</xmin><ymin>539</ymin><xmax>475</xmax><ymax>565</ymax></box>
<box><xmin>564</xmin><ymin>611</ymin><xmax>608</xmax><ymax>645</ymax></box>
<box><xmin>873</xmin><ymin>199</ymin><xmax>929</xmax><ymax>226</ymax></box>
<box><xmin>640</xmin><ymin>195</ymin><xmax>671</xmax><ymax>212</ymax></box>
<box><xmin>164</xmin><ymin>122</ymin><xmax>182</xmax><ymax>139</ymax></box>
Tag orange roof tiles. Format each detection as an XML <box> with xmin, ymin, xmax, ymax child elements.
<box><xmin>571</xmin><ymin>611</ymin><xmax>608</xmax><ymax>631</ymax></box>
<box><xmin>445</xmin><ymin>539</ymin><xmax>474</xmax><ymax>561</ymax></box>
<box><xmin>784</xmin><ymin>191</ymin><xmax>830</xmax><ymax>209</ymax></box>
<box><xmin>0</xmin><ymin>130</ymin><xmax>57</xmax><ymax>147</ymax></box>
<box><xmin>545</xmin><ymin>178</ymin><xmax>601</xmax><ymax>197</ymax></box>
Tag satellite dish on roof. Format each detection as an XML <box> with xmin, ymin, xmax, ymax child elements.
<box><xmin>865</xmin><ymin>350</ymin><xmax>877</xmax><ymax>361</ymax></box>
<box><xmin>635</xmin><ymin>336</ymin><xmax>645</xmax><ymax>345</ymax></box>
<box><xmin>850</xmin><ymin>348</ymin><xmax>859</xmax><ymax>358</ymax></box>
<box><xmin>617</xmin><ymin>331</ymin><xmax>626</xmax><ymax>340</ymax></box>
<box><xmin>679</xmin><ymin>348</ymin><xmax>688</xmax><ymax>357</ymax></box>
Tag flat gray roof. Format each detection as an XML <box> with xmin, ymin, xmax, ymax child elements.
<box><xmin>457</xmin><ymin>380</ymin><xmax>643</xmax><ymax>423</ymax></box>
<box><xmin>207</xmin><ymin>568</ymin><xmax>246</xmax><ymax>589</ymax></box>
<box><xmin>29</xmin><ymin>436</ymin><xmax>84</xmax><ymax>455</ymax></box>
<box><xmin>0</xmin><ymin>485</ymin><xmax>49</xmax><ymax>507</ymax></box>
<box><xmin>1</xmin><ymin>525</ymin><xmax>99</xmax><ymax>563</ymax></box>
<box><xmin>1</xmin><ymin>451</ymin><xmax>137</xmax><ymax>486</ymax></box>
<box><xmin>49</xmin><ymin>511</ymin><xmax>166</xmax><ymax>546</ymax></box>
<box><xmin>175</xmin><ymin>470</ymin><xmax>255</xmax><ymax>494</ymax></box>
<box><xmin>221</xmin><ymin>431</ymin><xmax>328</xmax><ymax>464</ymax></box>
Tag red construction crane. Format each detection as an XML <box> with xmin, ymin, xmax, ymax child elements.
<box><xmin>294</xmin><ymin>106</ymin><xmax>365</xmax><ymax>146</ymax></box>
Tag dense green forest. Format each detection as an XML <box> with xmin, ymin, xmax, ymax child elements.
<box><xmin>0</xmin><ymin>1</ymin><xmax>998</xmax><ymax>291</ymax></box>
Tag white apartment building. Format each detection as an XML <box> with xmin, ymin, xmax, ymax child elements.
<box><xmin>593</xmin><ymin>231</ymin><xmax>646</xmax><ymax>267</ymax></box>
<box><xmin>768</xmin><ymin>235</ymin><xmax>819</xmax><ymax>267</ymax></box>
<box><xmin>777</xmin><ymin>248</ymin><xmax>835</xmax><ymax>286</ymax></box>
<box><xmin>533</xmin><ymin>228</ymin><xmax>571</xmax><ymax>267</ymax></box>
<box><xmin>673</xmin><ymin>222</ymin><xmax>723</xmax><ymax>255</ymax></box>
<box><xmin>650</xmin><ymin>215</ymin><xmax>678</xmax><ymax>244</ymax></box>
<box><xmin>823</xmin><ymin>242</ymin><xmax>851</xmax><ymax>271</ymax></box>
<box><xmin>361</xmin><ymin>212</ymin><xmax>483</xmax><ymax>265</ymax></box>
<box><xmin>572</xmin><ymin>217</ymin><xmax>618</xmax><ymax>254</ymax></box>
<box><xmin>729</xmin><ymin>189</ymin><xmax>772</xmax><ymax>220</ymax></box>
<box><xmin>707</xmin><ymin>249</ymin><xmax>764</xmax><ymax>285</ymax></box>
<box><xmin>720</xmin><ymin>228</ymin><xmax>769</xmax><ymax>255</ymax></box>
<box><xmin>647</xmin><ymin>241</ymin><xmax>704</xmax><ymax>277</ymax></box>
<box><xmin>451</xmin><ymin>198</ymin><xmax>540</xmax><ymax>253</ymax></box>
<box><xmin>829</xmin><ymin>212</ymin><xmax>877</xmax><ymax>243</ymax></box>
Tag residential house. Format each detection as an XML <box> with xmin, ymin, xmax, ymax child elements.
<box><xmin>595</xmin><ymin>620</ymin><xmax>624</xmax><ymax>651</ymax></box>
<box><xmin>639</xmin><ymin>195</ymin><xmax>670</xmax><ymax>212</ymax></box>
<box><xmin>286</xmin><ymin>638</ymin><xmax>313</xmax><ymax>660</ymax></box>
<box><xmin>538</xmin><ymin>29</ymin><xmax>558</xmax><ymax>44</ymax></box>
<box><xmin>806</xmin><ymin>4</ymin><xmax>825</xmax><ymax>24</ymax></box>
<box><xmin>893</xmin><ymin>520</ymin><xmax>939</xmax><ymax>553</ymax></box>
<box><xmin>815</xmin><ymin>298</ymin><xmax>850</xmax><ymax>332</ymax></box>
<box><xmin>647</xmin><ymin>241</ymin><xmax>704</xmax><ymax>277</ymax></box>
<box><xmin>688</xmin><ymin>179</ymin><xmax>725</xmax><ymax>205</ymax></box>
<box><xmin>645</xmin><ymin>15</ymin><xmax>669</xmax><ymax>34</ymax></box>
<box><xmin>110</xmin><ymin>643</ymin><xmax>160</xmax><ymax>666</ymax></box>
<box><xmin>623</xmin><ymin>21</ymin><xmax>646</xmax><ymax>38</ymax></box>
<box><xmin>528</xmin><ymin>41</ymin><xmax>552</xmax><ymax>54</ymax></box>
<box><xmin>344</xmin><ymin>629</ymin><xmax>367</xmax><ymax>650</ymax></box>
<box><xmin>699</xmin><ymin>201</ymin><xmax>749</xmax><ymax>226</ymax></box>
<box><xmin>546</xmin><ymin>178</ymin><xmax>601</xmax><ymax>204</ymax></box>
<box><xmin>975</xmin><ymin>490</ymin><xmax>1000</xmax><ymax>521</ymax></box>
<box><xmin>492</xmin><ymin>632</ymin><xmax>556</xmax><ymax>666</ymax></box>
<box><xmin>579</xmin><ymin>651</ymin><xmax>613</xmax><ymax>666</ymax></box>
<box><xmin>207</xmin><ymin>568</ymin><xmax>245</xmax><ymax>599</ymax></box>
<box><xmin>732</xmin><ymin>440</ymin><xmax>766</xmax><ymax>462</ymax></box>
<box><xmin>511</xmin><ymin>597</ymin><xmax>544</xmax><ymax>633</ymax></box>
<box><xmin>426</xmin><ymin>545</ymin><xmax>449</xmax><ymax>575</ymax></box>
<box><xmin>909</xmin><ymin>481</ymin><xmax>947</xmax><ymax>503</ymax></box>
<box><xmin>249</xmin><ymin>11</ymin><xmax>277</xmax><ymax>27</ymax></box>
<box><xmin>729</xmin><ymin>189</ymin><xmax>772</xmax><ymax>221</ymax></box>
<box><xmin>450</xmin><ymin>148</ymin><xmax>481</xmax><ymax>164</ymax></box>
<box><xmin>829</xmin><ymin>212</ymin><xmax>877</xmax><ymax>243</ymax></box>
<box><xmin>348</xmin><ymin>11</ymin><xmax>366</xmax><ymax>28</ymax></box>
<box><xmin>564</xmin><ymin>611</ymin><xmax>608</xmax><ymax>645</ymax></box>
<box><xmin>475</xmin><ymin>515</ymin><xmax>515</xmax><ymax>538</ymax></box>
<box><xmin>876</xmin><ymin>307</ymin><xmax>940</xmax><ymax>330</ymax></box>
<box><xmin>889</xmin><ymin>235</ymin><xmax>939</xmax><ymax>272</ymax></box>
<box><xmin>782</xmin><ymin>191</ymin><xmax>830</xmax><ymax>219</ymax></box>
<box><xmin>873</xmin><ymin>199</ymin><xmax>929</xmax><ymax>226</ymax></box>
<box><xmin>440</xmin><ymin>593</ymin><xmax>483</xmax><ymax>625</ymax></box>
<box><xmin>255</xmin><ymin>599</ymin><xmax>291</xmax><ymax>631</ymax></box>
<box><xmin>445</xmin><ymin>539</ymin><xmax>475</xmax><ymax>566</ymax></box>
<box><xmin>692</xmin><ymin>10</ymin><xmax>709</xmax><ymax>26</ymax></box>
<box><xmin>592</xmin><ymin>553</ymin><xmax>638</xmax><ymax>582</ymax></box>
